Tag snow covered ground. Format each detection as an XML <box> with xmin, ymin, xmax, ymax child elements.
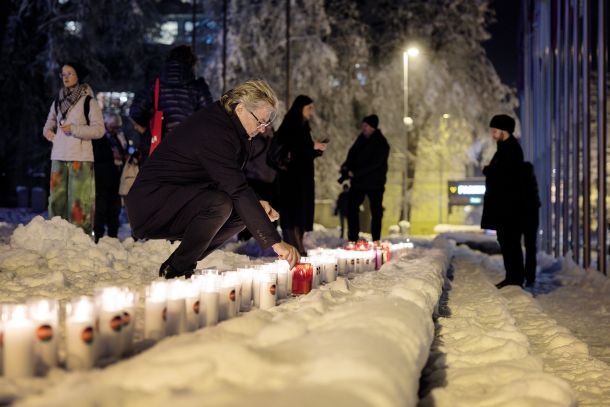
<box><xmin>0</xmin><ymin>215</ymin><xmax>609</xmax><ymax>406</ymax></box>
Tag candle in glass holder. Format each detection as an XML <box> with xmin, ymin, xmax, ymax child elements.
<box><xmin>274</xmin><ymin>260</ymin><xmax>292</xmax><ymax>296</ymax></box>
<box><xmin>65</xmin><ymin>296</ymin><xmax>97</xmax><ymax>371</ymax></box>
<box><xmin>259</xmin><ymin>272</ymin><xmax>277</xmax><ymax>310</ymax></box>
<box><xmin>337</xmin><ymin>251</ymin><xmax>348</xmax><ymax>276</ymax></box>
<box><xmin>200</xmin><ymin>274</ymin><xmax>219</xmax><ymax>327</ymax></box>
<box><xmin>237</xmin><ymin>268</ymin><xmax>253</xmax><ymax>312</ymax></box>
<box><xmin>225</xmin><ymin>271</ymin><xmax>241</xmax><ymax>316</ymax></box>
<box><xmin>144</xmin><ymin>280</ymin><xmax>168</xmax><ymax>341</ymax></box>
<box><xmin>119</xmin><ymin>289</ymin><xmax>137</xmax><ymax>357</ymax></box>
<box><xmin>184</xmin><ymin>280</ymin><xmax>201</xmax><ymax>332</ymax></box>
<box><xmin>292</xmin><ymin>263</ymin><xmax>313</xmax><ymax>295</ymax></box>
<box><xmin>275</xmin><ymin>266</ymin><xmax>288</xmax><ymax>299</ymax></box>
<box><xmin>2</xmin><ymin>304</ymin><xmax>35</xmax><ymax>378</ymax></box>
<box><xmin>219</xmin><ymin>273</ymin><xmax>238</xmax><ymax>321</ymax></box>
<box><xmin>166</xmin><ymin>279</ymin><xmax>187</xmax><ymax>336</ymax></box>
<box><xmin>27</xmin><ymin>298</ymin><xmax>59</xmax><ymax>375</ymax></box>
<box><xmin>0</xmin><ymin>304</ymin><xmax>4</xmax><ymax>376</ymax></box>
<box><xmin>95</xmin><ymin>287</ymin><xmax>124</xmax><ymax>361</ymax></box>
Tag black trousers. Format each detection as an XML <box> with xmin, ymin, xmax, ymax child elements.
<box><xmin>496</xmin><ymin>225</ymin><xmax>525</xmax><ymax>285</ymax></box>
<box><xmin>523</xmin><ymin>212</ymin><xmax>539</xmax><ymax>283</ymax></box>
<box><xmin>282</xmin><ymin>225</ymin><xmax>305</xmax><ymax>255</ymax></box>
<box><xmin>94</xmin><ymin>180</ymin><xmax>121</xmax><ymax>241</ymax></box>
<box><xmin>140</xmin><ymin>189</ymin><xmax>245</xmax><ymax>271</ymax></box>
<box><xmin>347</xmin><ymin>187</ymin><xmax>384</xmax><ymax>242</ymax></box>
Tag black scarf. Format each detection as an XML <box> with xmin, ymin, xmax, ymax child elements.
<box><xmin>58</xmin><ymin>84</ymin><xmax>88</xmax><ymax>120</ymax></box>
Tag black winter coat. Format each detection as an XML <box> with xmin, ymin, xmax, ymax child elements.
<box><xmin>276</xmin><ymin>122</ymin><xmax>321</xmax><ymax>231</ymax></box>
<box><xmin>125</xmin><ymin>102</ymin><xmax>281</xmax><ymax>249</ymax></box>
<box><xmin>341</xmin><ymin>130</ymin><xmax>390</xmax><ymax>190</ymax></box>
<box><xmin>481</xmin><ymin>135</ymin><xmax>525</xmax><ymax>230</ymax></box>
<box><xmin>130</xmin><ymin>60</ymin><xmax>213</xmax><ymax>139</ymax></box>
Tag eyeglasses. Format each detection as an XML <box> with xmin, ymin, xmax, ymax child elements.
<box><xmin>59</xmin><ymin>72</ymin><xmax>76</xmax><ymax>79</ymax></box>
<box><xmin>248</xmin><ymin>109</ymin><xmax>275</xmax><ymax>129</ymax></box>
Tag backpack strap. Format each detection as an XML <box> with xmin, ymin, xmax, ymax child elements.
<box><xmin>83</xmin><ymin>95</ymin><xmax>92</xmax><ymax>126</ymax></box>
<box><xmin>54</xmin><ymin>95</ymin><xmax>92</xmax><ymax>125</ymax></box>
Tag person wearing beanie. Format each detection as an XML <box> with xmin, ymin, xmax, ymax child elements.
<box><xmin>339</xmin><ymin>114</ymin><xmax>390</xmax><ymax>242</ymax></box>
<box><xmin>43</xmin><ymin>62</ymin><xmax>105</xmax><ymax>234</ymax></box>
<box><xmin>481</xmin><ymin>114</ymin><xmax>529</xmax><ymax>288</ymax></box>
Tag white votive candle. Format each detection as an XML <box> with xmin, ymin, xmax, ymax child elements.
<box><xmin>65</xmin><ymin>297</ymin><xmax>97</xmax><ymax>371</ymax></box>
<box><xmin>3</xmin><ymin>304</ymin><xmax>35</xmax><ymax>378</ymax></box>
<box><xmin>219</xmin><ymin>273</ymin><xmax>238</xmax><ymax>321</ymax></box>
<box><xmin>200</xmin><ymin>274</ymin><xmax>220</xmax><ymax>327</ymax></box>
<box><xmin>238</xmin><ymin>268</ymin><xmax>253</xmax><ymax>312</ymax></box>
<box><xmin>166</xmin><ymin>280</ymin><xmax>187</xmax><ymax>336</ymax></box>
<box><xmin>119</xmin><ymin>289</ymin><xmax>137</xmax><ymax>357</ymax></box>
<box><xmin>27</xmin><ymin>298</ymin><xmax>59</xmax><ymax>375</ymax></box>
<box><xmin>259</xmin><ymin>272</ymin><xmax>277</xmax><ymax>310</ymax></box>
<box><xmin>144</xmin><ymin>281</ymin><xmax>168</xmax><ymax>341</ymax></box>
<box><xmin>184</xmin><ymin>280</ymin><xmax>201</xmax><ymax>332</ymax></box>
<box><xmin>95</xmin><ymin>287</ymin><xmax>124</xmax><ymax>361</ymax></box>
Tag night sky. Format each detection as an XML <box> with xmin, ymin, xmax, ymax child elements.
<box><xmin>484</xmin><ymin>0</ymin><xmax>521</xmax><ymax>89</ymax></box>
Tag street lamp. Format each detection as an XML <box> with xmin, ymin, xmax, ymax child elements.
<box><xmin>402</xmin><ymin>47</ymin><xmax>419</xmax><ymax>224</ymax></box>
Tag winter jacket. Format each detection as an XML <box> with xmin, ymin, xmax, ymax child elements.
<box><xmin>129</xmin><ymin>60</ymin><xmax>213</xmax><ymax>139</ymax></box>
<box><xmin>341</xmin><ymin>129</ymin><xmax>390</xmax><ymax>190</ymax></box>
<box><xmin>125</xmin><ymin>101</ymin><xmax>281</xmax><ymax>249</ymax></box>
<box><xmin>93</xmin><ymin>130</ymin><xmax>127</xmax><ymax>189</ymax></box>
<box><xmin>43</xmin><ymin>85</ymin><xmax>105</xmax><ymax>162</ymax></box>
<box><xmin>481</xmin><ymin>135</ymin><xmax>525</xmax><ymax>230</ymax></box>
<box><xmin>276</xmin><ymin>121</ymin><xmax>322</xmax><ymax>231</ymax></box>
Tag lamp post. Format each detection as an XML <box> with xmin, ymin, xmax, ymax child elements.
<box><xmin>402</xmin><ymin>47</ymin><xmax>419</xmax><ymax>223</ymax></box>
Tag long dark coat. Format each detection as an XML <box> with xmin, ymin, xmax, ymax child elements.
<box><xmin>125</xmin><ymin>101</ymin><xmax>281</xmax><ymax>249</ymax></box>
<box><xmin>276</xmin><ymin>104</ymin><xmax>321</xmax><ymax>231</ymax></box>
<box><xmin>481</xmin><ymin>135</ymin><xmax>524</xmax><ymax>230</ymax></box>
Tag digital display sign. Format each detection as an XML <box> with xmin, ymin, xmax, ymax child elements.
<box><xmin>448</xmin><ymin>179</ymin><xmax>486</xmax><ymax>206</ymax></box>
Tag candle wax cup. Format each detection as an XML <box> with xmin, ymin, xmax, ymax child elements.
<box><xmin>144</xmin><ymin>300</ymin><xmax>166</xmax><ymax>341</ymax></box>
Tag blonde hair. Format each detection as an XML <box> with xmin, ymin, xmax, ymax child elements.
<box><xmin>221</xmin><ymin>79</ymin><xmax>278</xmax><ymax>114</ymax></box>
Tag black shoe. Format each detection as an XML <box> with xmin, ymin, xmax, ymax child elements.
<box><xmin>495</xmin><ymin>279</ymin><xmax>522</xmax><ymax>289</ymax></box>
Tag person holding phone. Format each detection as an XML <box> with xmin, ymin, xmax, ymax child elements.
<box><xmin>275</xmin><ymin>95</ymin><xmax>327</xmax><ymax>255</ymax></box>
<box><xmin>340</xmin><ymin>114</ymin><xmax>390</xmax><ymax>242</ymax></box>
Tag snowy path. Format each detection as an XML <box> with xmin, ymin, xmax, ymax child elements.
<box><xmin>422</xmin><ymin>247</ymin><xmax>610</xmax><ymax>406</ymax></box>
<box><xmin>419</xmin><ymin>248</ymin><xmax>575</xmax><ymax>406</ymax></box>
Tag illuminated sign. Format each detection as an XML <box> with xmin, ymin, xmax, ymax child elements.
<box><xmin>448</xmin><ymin>179</ymin><xmax>485</xmax><ymax>206</ymax></box>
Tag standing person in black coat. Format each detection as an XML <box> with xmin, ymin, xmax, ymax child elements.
<box><xmin>276</xmin><ymin>95</ymin><xmax>327</xmax><ymax>255</ymax></box>
<box><xmin>340</xmin><ymin>115</ymin><xmax>390</xmax><ymax>242</ymax></box>
<box><xmin>521</xmin><ymin>162</ymin><xmax>541</xmax><ymax>286</ymax></box>
<box><xmin>481</xmin><ymin>114</ymin><xmax>526</xmax><ymax>288</ymax></box>
<box><xmin>92</xmin><ymin>112</ymin><xmax>128</xmax><ymax>242</ymax></box>
<box><xmin>125</xmin><ymin>80</ymin><xmax>300</xmax><ymax>279</ymax></box>
<box><xmin>129</xmin><ymin>45</ymin><xmax>213</xmax><ymax>156</ymax></box>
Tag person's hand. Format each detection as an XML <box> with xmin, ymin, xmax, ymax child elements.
<box><xmin>45</xmin><ymin>130</ymin><xmax>55</xmax><ymax>141</ymax></box>
<box><xmin>314</xmin><ymin>141</ymin><xmax>327</xmax><ymax>151</ymax></box>
<box><xmin>272</xmin><ymin>242</ymin><xmax>300</xmax><ymax>268</ymax></box>
<box><xmin>260</xmin><ymin>200</ymin><xmax>279</xmax><ymax>221</ymax></box>
<box><xmin>130</xmin><ymin>119</ymin><xmax>146</xmax><ymax>135</ymax></box>
<box><xmin>60</xmin><ymin>124</ymin><xmax>72</xmax><ymax>135</ymax></box>
<box><xmin>348</xmin><ymin>170</ymin><xmax>354</xmax><ymax>177</ymax></box>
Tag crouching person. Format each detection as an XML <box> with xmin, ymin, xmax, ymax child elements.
<box><xmin>125</xmin><ymin>80</ymin><xmax>300</xmax><ymax>278</ymax></box>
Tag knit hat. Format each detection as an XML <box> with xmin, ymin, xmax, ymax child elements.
<box><xmin>489</xmin><ymin>114</ymin><xmax>515</xmax><ymax>134</ymax></box>
<box><xmin>61</xmin><ymin>62</ymin><xmax>89</xmax><ymax>80</ymax></box>
<box><xmin>362</xmin><ymin>114</ymin><xmax>379</xmax><ymax>129</ymax></box>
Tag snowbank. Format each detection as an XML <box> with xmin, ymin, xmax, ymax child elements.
<box><xmin>0</xmin><ymin>218</ymin><xmax>451</xmax><ymax>406</ymax></box>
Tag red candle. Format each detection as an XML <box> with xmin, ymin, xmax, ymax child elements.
<box><xmin>292</xmin><ymin>263</ymin><xmax>313</xmax><ymax>295</ymax></box>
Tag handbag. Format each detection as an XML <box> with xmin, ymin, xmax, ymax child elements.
<box><xmin>149</xmin><ymin>78</ymin><xmax>163</xmax><ymax>155</ymax></box>
<box><xmin>119</xmin><ymin>157</ymin><xmax>139</xmax><ymax>197</ymax></box>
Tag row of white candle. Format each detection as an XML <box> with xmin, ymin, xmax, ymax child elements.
<box><xmin>0</xmin><ymin>241</ymin><xmax>413</xmax><ymax>378</ymax></box>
